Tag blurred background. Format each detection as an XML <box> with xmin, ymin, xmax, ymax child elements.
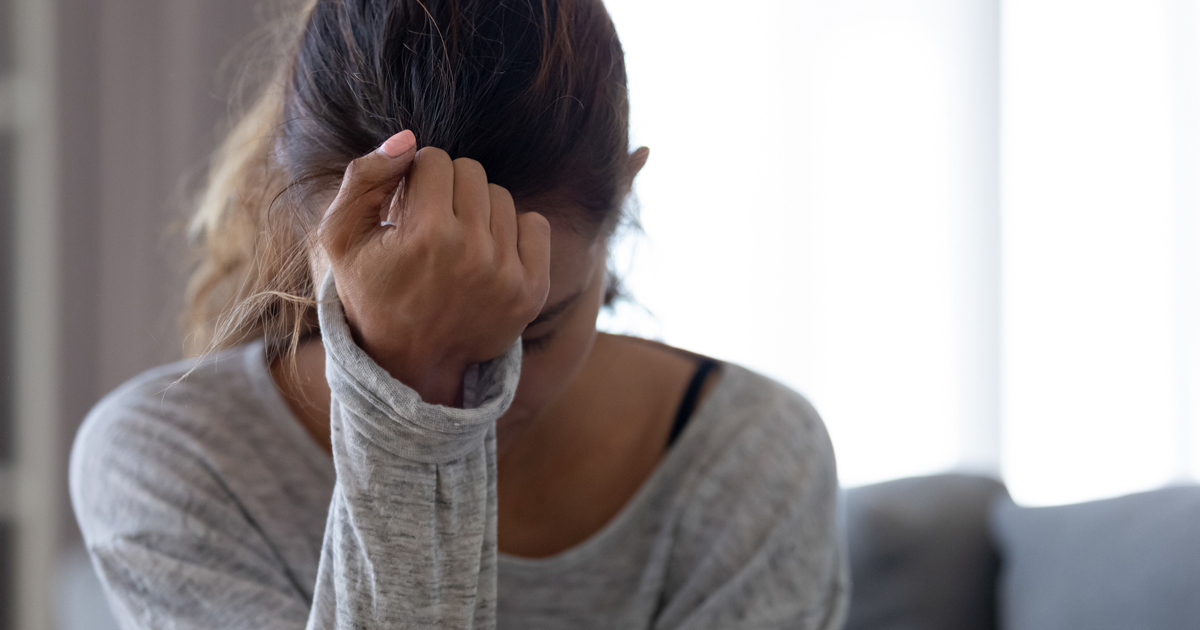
<box><xmin>2</xmin><ymin>0</ymin><xmax>1200</xmax><ymax>627</ymax></box>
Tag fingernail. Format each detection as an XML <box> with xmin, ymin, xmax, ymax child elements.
<box><xmin>377</xmin><ymin>130</ymin><xmax>416</xmax><ymax>158</ymax></box>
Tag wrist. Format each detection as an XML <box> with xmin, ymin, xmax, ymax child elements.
<box><xmin>357</xmin><ymin>331</ymin><xmax>469</xmax><ymax>407</ymax></box>
<box><xmin>340</xmin><ymin>304</ymin><xmax>472</xmax><ymax>407</ymax></box>
<box><xmin>379</xmin><ymin>354</ymin><xmax>469</xmax><ymax>407</ymax></box>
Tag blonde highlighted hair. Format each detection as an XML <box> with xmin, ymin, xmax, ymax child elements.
<box><xmin>183</xmin><ymin>0</ymin><xmax>630</xmax><ymax>358</ymax></box>
<box><xmin>182</xmin><ymin>5</ymin><xmax>315</xmax><ymax>359</ymax></box>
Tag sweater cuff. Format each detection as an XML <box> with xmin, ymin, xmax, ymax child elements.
<box><xmin>316</xmin><ymin>267</ymin><xmax>522</xmax><ymax>463</ymax></box>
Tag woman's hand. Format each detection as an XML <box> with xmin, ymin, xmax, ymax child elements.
<box><xmin>319</xmin><ymin>130</ymin><xmax>551</xmax><ymax>407</ymax></box>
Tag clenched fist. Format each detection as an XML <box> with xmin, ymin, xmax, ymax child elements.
<box><xmin>320</xmin><ymin>130</ymin><xmax>551</xmax><ymax>407</ymax></box>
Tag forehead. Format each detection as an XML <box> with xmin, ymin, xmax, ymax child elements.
<box><xmin>543</xmin><ymin>215</ymin><xmax>607</xmax><ymax>302</ymax></box>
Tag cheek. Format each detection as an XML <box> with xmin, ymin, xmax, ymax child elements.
<box><xmin>499</xmin><ymin>223</ymin><xmax>608</xmax><ymax>426</ymax></box>
<box><xmin>506</xmin><ymin>312</ymin><xmax>599</xmax><ymax>421</ymax></box>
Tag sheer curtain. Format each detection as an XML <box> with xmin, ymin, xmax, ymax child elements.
<box><xmin>1002</xmin><ymin>0</ymin><xmax>1200</xmax><ymax>505</ymax></box>
<box><xmin>602</xmin><ymin>0</ymin><xmax>1200</xmax><ymax>505</ymax></box>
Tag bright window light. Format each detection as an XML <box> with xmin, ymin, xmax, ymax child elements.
<box><xmin>1002</xmin><ymin>0</ymin><xmax>1189</xmax><ymax>505</ymax></box>
<box><xmin>603</xmin><ymin>0</ymin><xmax>1200</xmax><ymax>503</ymax></box>
<box><xmin>602</xmin><ymin>0</ymin><xmax>998</xmax><ymax>488</ymax></box>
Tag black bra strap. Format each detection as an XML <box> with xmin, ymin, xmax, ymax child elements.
<box><xmin>666</xmin><ymin>358</ymin><xmax>719</xmax><ymax>449</ymax></box>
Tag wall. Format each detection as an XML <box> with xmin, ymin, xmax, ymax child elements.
<box><xmin>56</xmin><ymin>0</ymin><xmax>263</xmax><ymax>545</ymax></box>
<box><xmin>1</xmin><ymin>0</ymin><xmax>264</xmax><ymax>628</ymax></box>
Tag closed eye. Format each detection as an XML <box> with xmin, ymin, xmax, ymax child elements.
<box><xmin>521</xmin><ymin>330</ymin><xmax>557</xmax><ymax>353</ymax></box>
<box><xmin>527</xmin><ymin>290</ymin><xmax>583</xmax><ymax>328</ymax></box>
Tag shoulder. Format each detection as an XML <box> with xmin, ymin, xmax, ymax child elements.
<box><xmin>68</xmin><ymin>344</ymin><xmax>323</xmax><ymax>624</ymax></box>
<box><xmin>657</xmin><ymin>363</ymin><xmax>847</xmax><ymax>624</ymax></box>
<box><xmin>690</xmin><ymin>362</ymin><xmax>837</xmax><ymax>491</ymax></box>
<box><xmin>71</xmin><ymin>343</ymin><xmax>265</xmax><ymax>473</ymax></box>
<box><xmin>69</xmin><ymin>343</ymin><xmax>273</xmax><ymax>541</ymax></box>
<box><xmin>665</xmin><ymin>361</ymin><xmax>840</xmax><ymax>546</ymax></box>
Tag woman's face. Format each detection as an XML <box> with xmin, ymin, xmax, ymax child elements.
<box><xmin>309</xmin><ymin>193</ymin><xmax>613</xmax><ymax>436</ymax></box>
<box><xmin>497</xmin><ymin>214</ymin><xmax>609</xmax><ymax>441</ymax></box>
<box><xmin>495</xmin><ymin>145</ymin><xmax>647</xmax><ymax>445</ymax></box>
<box><xmin>310</xmin><ymin>149</ymin><xmax>646</xmax><ymax>442</ymax></box>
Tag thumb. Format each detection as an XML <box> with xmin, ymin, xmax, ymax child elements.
<box><xmin>320</xmin><ymin>130</ymin><xmax>417</xmax><ymax>259</ymax></box>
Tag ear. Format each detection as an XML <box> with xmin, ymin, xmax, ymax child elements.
<box><xmin>627</xmin><ymin>146</ymin><xmax>650</xmax><ymax>182</ymax></box>
<box><xmin>618</xmin><ymin>146</ymin><xmax>650</xmax><ymax>199</ymax></box>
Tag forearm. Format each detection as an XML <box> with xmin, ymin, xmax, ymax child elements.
<box><xmin>309</xmin><ymin>269</ymin><xmax>519</xmax><ymax>629</ymax></box>
<box><xmin>308</xmin><ymin>426</ymin><xmax>498</xmax><ymax>628</ymax></box>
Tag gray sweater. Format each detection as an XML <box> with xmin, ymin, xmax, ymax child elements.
<box><xmin>70</xmin><ymin>272</ymin><xmax>848</xmax><ymax>629</ymax></box>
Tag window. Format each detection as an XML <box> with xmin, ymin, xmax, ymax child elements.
<box><xmin>602</xmin><ymin>0</ymin><xmax>1200</xmax><ymax>506</ymax></box>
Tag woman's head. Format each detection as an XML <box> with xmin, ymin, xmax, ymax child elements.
<box><xmin>186</xmin><ymin>0</ymin><xmax>639</xmax><ymax>354</ymax></box>
<box><xmin>186</xmin><ymin>0</ymin><xmax>646</xmax><ymax>423</ymax></box>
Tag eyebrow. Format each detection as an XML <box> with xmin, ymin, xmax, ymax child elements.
<box><xmin>526</xmin><ymin>290</ymin><xmax>584</xmax><ymax>328</ymax></box>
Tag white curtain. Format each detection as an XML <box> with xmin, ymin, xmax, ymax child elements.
<box><xmin>602</xmin><ymin>0</ymin><xmax>1200</xmax><ymax>506</ymax></box>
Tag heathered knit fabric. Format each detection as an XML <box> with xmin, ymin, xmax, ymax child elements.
<box><xmin>70</xmin><ymin>271</ymin><xmax>848</xmax><ymax>629</ymax></box>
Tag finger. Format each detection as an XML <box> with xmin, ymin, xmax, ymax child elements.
<box><xmin>321</xmin><ymin>130</ymin><xmax>416</xmax><ymax>258</ymax></box>
<box><xmin>405</xmin><ymin>147</ymin><xmax>455</xmax><ymax>221</ymax></box>
<box><xmin>488</xmin><ymin>184</ymin><xmax>517</xmax><ymax>255</ymax></box>
<box><xmin>382</xmin><ymin>178</ymin><xmax>406</xmax><ymax>226</ymax></box>
<box><xmin>516</xmin><ymin>211</ymin><xmax>552</xmax><ymax>304</ymax></box>
<box><xmin>452</xmin><ymin>158</ymin><xmax>491</xmax><ymax>231</ymax></box>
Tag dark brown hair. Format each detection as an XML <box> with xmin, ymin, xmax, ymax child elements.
<box><xmin>184</xmin><ymin>0</ymin><xmax>630</xmax><ymax>357</ymax></box>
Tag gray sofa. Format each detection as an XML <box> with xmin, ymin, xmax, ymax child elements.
<box><xmin>59</xmin><ymin>474</ymin><xmax>1200</xmax><ymax>629</ymax></box>
<box><xmin>842</xmin><ymin>474</ymin><xmax>1200</xmax><ymax>630</ymax></box>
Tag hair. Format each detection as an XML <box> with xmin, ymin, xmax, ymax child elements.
<box><xmin>183</xmin><ymin>0</ymin><xmax>631</xmax><ymax>359</ymax></box>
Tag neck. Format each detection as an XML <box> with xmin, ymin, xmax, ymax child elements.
<box><xmin>270</xmin><ymin>337</ymin><xmax>334</xmax><ymax>454</ymax></box>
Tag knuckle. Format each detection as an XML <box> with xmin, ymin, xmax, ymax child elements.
<box><xmin>504</xmin><ymin>266</ymin><xmax>526</xmax><ymax>292</ymax></box>
<box><xmin>436</xmin><ymin>220</ymin><xmax>462</xmax><ymax>247</ymax></box>
<box><xmin>504</xmin><ymin>270</ymin><xmax>528</xmax><ymax>300</ymax></box>
<box><xmin>530</xmin><ymin>272</ymin><xmax>550</xmax><ymax>299</ymax></box>
<box><xmin>343</xmin><ymin>157</ymin><xmax>368</xmax><ymax>181</ymax></box>
<box><xmin>518</xmin><ymin>210</ymin><xmax>549</xmax><ymax>237</ymax></box>
<box><xmin>528</xmin><ymin>266</ymin><xmax>550</xmax><ymax>294</ymax></box>
<box><xmin>418</xmin><ymin>214</ymin><xmax>455</xmax><ymax>244</ymax></box>
<box><xmin>519</xmin><ymin>211</ymin><xmax>551</xmax><ymax>233</ymax></box>
<box><xmin>518</xmin><ymin>291</ymin><xmax>543</xmax><ymax>321</ymax></box>
<box><xmin>453</xmin><ymin>157</ymin><xmax>486</xmax><ymax>179</ymax></box>
<box><xmin>316</xmin><ymin>214</ymin><xmax>350</xmax><ymax>258</ymax></box>
<box><xmin>461</xmin><ymin>238</ymin><xmax>490</xmax><ymax>269</ymax></box>
<box><xmin>488</xmin><ymin>183</ymin><xmax>514</xmax><ymax>207</ymax></box>
<box><xmin>417</xmin><ymin>146</ymin><xmax>452</xmax><ymax>168</ymax></box>
<box><xmin>472</xmin><ymin>233</ymin><xmax>497</xmax><ymax>265</ymax></box>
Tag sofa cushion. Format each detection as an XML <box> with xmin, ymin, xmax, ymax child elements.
<box><xmin>991</xmin><ymin>485</ymin><xmax>1200</xmax><ymax>630</ymax></box>
<box><xmin>842</xmin><ymin>474</ymin><xmax>1008</xmax><ymax>630</ymax></box>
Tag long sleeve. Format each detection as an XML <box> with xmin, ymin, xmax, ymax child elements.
<box><xmin>70</xmin><ymin>267</ymin><xmax>519</xmax><ymax>630</ymax></box>
<box><xmin>307</xmin><ymin>268</ymin><xmax>520</xmax><ymax>629</ymax></box>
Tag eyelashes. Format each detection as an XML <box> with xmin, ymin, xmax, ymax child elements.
<box><xmin>521</xmin><ymin>330</ymin><xmax>556</xmax><ymax>353</ymax></box>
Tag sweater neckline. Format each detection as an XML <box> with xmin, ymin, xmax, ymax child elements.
<box><xmin>497</xmin><ymin>361</ymin><xmax>741</xmax><ymax>574</ymax></box>
<box><xmin>240</xmin><ymin>336</ymin><xmax>742</xmax><ymax>573</ymax></box>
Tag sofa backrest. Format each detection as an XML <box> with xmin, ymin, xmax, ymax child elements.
<box><xmin>842</xmin><ymin>474</ymin><xmax>1009</xmax><ymax>630</ymax></box>
<box><xmin>991</xmin><ymin>485</ymin><xmax>1200</xmax><ymax>630</ymax></box>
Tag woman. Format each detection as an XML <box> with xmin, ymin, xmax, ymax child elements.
<box><xmin>70</xmin><ymin>0</ymin><xmax>847</xmax><ymax>628</ymax></box>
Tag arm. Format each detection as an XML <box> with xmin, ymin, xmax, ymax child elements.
<box><xmin>73</xmin><ymin>130</ymin><xmax>548</xmax><ymax>630</ymax></box>
<box><xmin>305</xmin><ymin>132</ymin><xmax>548</xmax><ymax>626</ymax></box>
<box><xmin>71</xmin><ymin>296</ymin><xmax>521</xmax><ymax>630</ymax></box>
<box><xmin>306</xmin><ymin>269</ymin><xmax>521</xmax><ymax>628</ymax></box>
